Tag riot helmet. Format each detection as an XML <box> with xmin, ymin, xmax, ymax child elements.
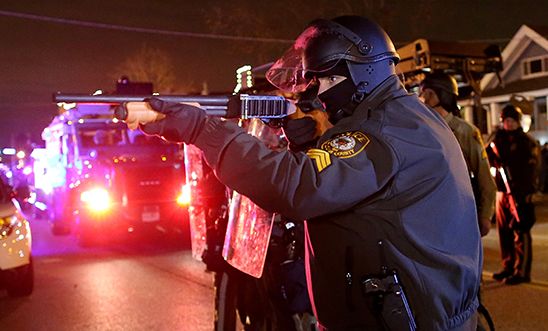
<box><xmin>420</xmin><ymin>72</ymin><xmax>460</xmax><ymax>116</ymax></box>
<box><xmin>266</xmin><ymin>16</ymin><xmax>400</xmax><ymax>123</ymax></box>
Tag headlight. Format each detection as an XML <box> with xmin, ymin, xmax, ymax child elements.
<box><xmin>80</xmin><ymin>187</ymin><xmax>111</xmax><ymax>212</ymax></box>
<box><xmin>0</xmin><ymin>215</ymin><xmax>17</xmax><ymax>238</ymax></box>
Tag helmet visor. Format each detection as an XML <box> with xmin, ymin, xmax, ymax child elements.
<box><xmin>266</xmin><ymin>25</ymin><xmax>352</xmax><ymax>93</ymax></box>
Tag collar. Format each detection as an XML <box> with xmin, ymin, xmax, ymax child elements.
<box><xmin>355</xmin><ymin>75</ymin><xmax>409</xmax><ymax>114</ymax></box>
<box><xmin>443</xmin><ymin>112</ymin><xmax>454</xmax><ymax>124</ymax></box>
<box><xmin>318</xmin><ymin>75</ymin><xmax>409</xmax><ymax>140</ymax></box>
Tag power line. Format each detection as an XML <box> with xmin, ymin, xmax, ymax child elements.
<box><xmin>0</xmin><ymin>9</ymin><xmax>294</xmax><ymax>44</ymax></box>
<box><xmin>3</xmin><ymin>9</ymin><xmax>539</xmax><ymax>49</ymax></box>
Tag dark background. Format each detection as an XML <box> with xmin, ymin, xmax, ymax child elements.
<box><xmin>1</xmin><ymin>0</ymin><xmax>547</xmax><ymax>147</ymax></box>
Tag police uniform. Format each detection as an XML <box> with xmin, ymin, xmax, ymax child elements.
<box><xmin>491</xmin><ymin>126</ymin><xmax>538</xmax><ymax>282</ymax></box>
<box><xmin>193</xmin><ymin>75</ymin><xmax>481</xmax><ymax>330</ymax></box>
<box><xmin>443</xmin><ymin>113</ymin><xmax>497</xmax><ymax>229</ymax></box>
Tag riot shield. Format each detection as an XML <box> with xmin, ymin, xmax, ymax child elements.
<box><xmin>222</xmin><ymin>119</ymin><xmax>286</xmax><ymax>278</ymax></box>
<box><xmin>184</xmin><ymin>144</ymin><xmax>208</xmax><ymax>261</ymax></box>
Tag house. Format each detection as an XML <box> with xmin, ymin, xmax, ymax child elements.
<box><xmin>477</xmin><ymin>25</ymin><xmax>548</xmax><ymax>143</ymax></box>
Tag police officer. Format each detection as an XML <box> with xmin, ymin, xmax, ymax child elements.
<box><xmin>488</xmin><ymin>105</ymin><xmax>539</xmax><ymax>285</ymax></box>
<box><xmin>132</xmin><ymin>16</ymin><xmax>481</xmax><ymax>330</ymax></box>
<box><xmin>420</xmin><ymin>72</ymin><xmax>496</xmax><ymax>236</ymax></box>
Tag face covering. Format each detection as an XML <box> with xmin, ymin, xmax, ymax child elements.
<box><xmin>318</xmin><ymin>79</ymin><xmax>357</xmax><ymax>123</ymax></box>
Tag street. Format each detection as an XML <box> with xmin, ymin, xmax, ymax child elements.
<box><xmin>1</xmin><ymin>199</ymin><xmax>548</xmax><ymax>331</ymax></box>
<box><xmin>480</xmin><ymin>193</ymin><xmax>548</xmax><ymax>331</ymax></box>
<box><xmin>0</xmin><ymin>219</ymin><xmax>216</xmax><ymax>331</ymax></box>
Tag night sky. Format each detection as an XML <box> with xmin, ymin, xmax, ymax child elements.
<box><xmin>1</xmin><ymin>0</ymin><xmax>547</xmax><ymax>148</ymax></box>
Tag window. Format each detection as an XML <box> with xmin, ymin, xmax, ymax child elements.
<box><xmin>522</xmin><ymin>56</ymin><xmax>548</xmax><ymax>78</ymax></box>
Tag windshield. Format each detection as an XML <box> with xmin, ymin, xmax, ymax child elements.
<box><xmin>76</xmin><ymin>124</ymin><xmax>126</xmax><ymax>149</ymax></box>
<box><xmin>126</xmin><ymin>130</ymin><xmax>168</xmax><ymax>146</ymax></box>
<box><xmin>76</xmin><ymin>124</ymin><xmax>166</xmax><ymax>149</ymax></box>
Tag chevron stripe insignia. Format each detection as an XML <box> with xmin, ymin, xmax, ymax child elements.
<box><xmin>306</xmin><ymin>148</ymin><xmax>332</xmax><ymax>172</ymax></box>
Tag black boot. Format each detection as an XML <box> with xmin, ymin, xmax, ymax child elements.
<box><xmin>492</xmin><ymin>269</ymin><xmax>513</xmax><ymax>281</ymax></box>
<box><xmin>504</xmin><ymin>274</ymin><xmax>531</xmax><ymax>285</ymax></box>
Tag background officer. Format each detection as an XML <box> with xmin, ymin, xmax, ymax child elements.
<box><xmin>420</xmin><ymin>72</ymin><xmax>496</xmax><ymax>236</ymax></box>
<box><xmin>488</xmin><ymin>105</ymin><xmax>539</xmax><ymax>285</ymax></box>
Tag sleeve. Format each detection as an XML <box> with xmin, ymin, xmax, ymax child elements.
<box><xmin>529</xmin><ymin>138</ymin><xmax>541</xmax><ymax>191</ymax></box>
<box><xmin>466</xmin><ymin>127</ymin><xmax>497</xmax><ymax>222</ymax></box>
<box><xmin>193</xmin><ymin>117</ymin><xmax>398</xmax><ymax>221</ymax></box>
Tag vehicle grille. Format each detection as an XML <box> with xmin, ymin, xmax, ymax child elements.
<box><xmin>117</xmin><ymin>164</ymin><xmax>184</xmax><ymax>205</ymax></box>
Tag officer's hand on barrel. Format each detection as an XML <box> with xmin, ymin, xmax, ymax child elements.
<box><xmin>140</xmin><ymin>97</ymin><xmax>207</xmax><ymax>144</ymax></box>
<box><xmin>282</xmin><ymin>116</ymin><xmax>318</xmax><ymax>152</ymax></box>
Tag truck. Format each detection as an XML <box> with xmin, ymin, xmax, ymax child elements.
<box><xmin>396</xmin><ymin>38</ymin><xmax>503</xmax><ymax>133</ymax></box>
<box><xmin>34</xmin><ymin>84</ymin><xmax>189</xmax><ymax>246</ymax></box>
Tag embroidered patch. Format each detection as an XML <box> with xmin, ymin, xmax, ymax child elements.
<box><xmin>321</xmin><ymin>131</ymin><xmax>370</xmax><ymax>158</ymax></box>
<box><xmin>306</xmin><ymin>148</ymin><xmax>332</xmax><ymax>172</ymax></box>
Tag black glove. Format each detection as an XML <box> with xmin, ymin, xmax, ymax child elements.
<box><xmin>140</xmin><ymin>97</ymin><xmax>207</xmax><ymax>144</ymax></box>
<box><xmin>282</xmin><ymin>116</ymin><xmax>318</xmax><ymax>152</ymax></box>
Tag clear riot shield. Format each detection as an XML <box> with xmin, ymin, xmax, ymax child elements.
<box><xmin>223</xmin><ymin>118</ymin><xmax>286</xmax><ymax>278</ymax></box>
<box><xmin>184</xmin><ymin>144</ymin><xmax>208</xmax><ymax>261</ymax></box>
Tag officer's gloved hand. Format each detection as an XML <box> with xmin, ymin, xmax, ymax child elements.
<box><xmin>140</xmin><ymin>97</ymin><xmax>207</xmax><ymax>144</ymax></box>
<box><xmin>283</xmin><ymin>116</ymin><xmax>318</xmax><ymax>152</ymax></box>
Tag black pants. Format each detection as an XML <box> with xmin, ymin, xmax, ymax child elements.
<box><xmin>496</xmin><ymin>192</ymin><xmax>535</xmax><ymax>278</ymax></box>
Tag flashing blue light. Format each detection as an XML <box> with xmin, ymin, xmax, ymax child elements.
<box><xmin>34</xmin><ymin>201</ymin><xmax>47</xmax><ymax>211</ymax></box>
<box><xmin>23</xmin><ymin>166</ymin><xmax>33</xmax><ymax>176</ymax></box>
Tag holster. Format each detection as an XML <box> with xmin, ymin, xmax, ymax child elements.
<box><xmin>362</xmin><ymin>270</ymin><xmax>417</xmax><ymax>331</ymax></box>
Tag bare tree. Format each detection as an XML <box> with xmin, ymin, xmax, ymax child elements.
<box><xmin>203</xmin><ymin>0</ymin><xmax>399</xmax><ymax>62</ymax></box>
<box><xmin>112</xmin><ymin>44</ymin><xmax>200</xmax><ymax>94</ymax></box>
<box><xmin>202</xmin><ymin>0</ymin><xmax>436</xmax><ymax>63</ymax></box>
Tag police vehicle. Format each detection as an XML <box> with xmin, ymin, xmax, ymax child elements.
<box><xmin>33</xmin><ymin>93</ymin><xmax>189</xmax><ymax>246</ymax></box>
<box><xmin>0</xmin><ymin>164</ymin><xmax>33</xmax><ymax>297</ymax></box>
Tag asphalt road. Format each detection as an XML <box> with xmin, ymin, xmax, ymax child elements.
<box><xmin>0</xmin><ymin>219</ymin><xmax>216</xmax><ymax>331</ymax></box>
<box><xmin>481</xmin><ymin>193</ymin><xmax>548</xmax><ymax>331</ymax></box>
<box><xmin>2</xmin><ymin>196</ymin><xmax>548</xmax><ymax>331</ymax></box>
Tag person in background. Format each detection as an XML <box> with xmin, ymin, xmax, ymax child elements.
<box><xmin>487</xmin><ymin>105</ymin><xmax>539</xmax><ymax>285</ymax></box>
<box><xmin>540</xmin><ymin>143</ymin><xmax>548</xmax><ymax>193</ymax></box>
<box><xmin>93</xmin><ymin>129</ymin><xmax>109</xmax><ymax>146</ymax></box>
<box><xmin>419</xmin><ymin>72</ymin><xmax>496</xmax><ymax>236</ymax></box>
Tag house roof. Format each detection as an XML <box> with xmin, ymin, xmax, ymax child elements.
<box><xmin>482</xmin><ymin>75</ymin><xmax>548</xmax><ymax>97</ymax></box>
<box><xmin>481</xmin><ymin>25</ymin><xmax>548</xmax><ymax>91</ymax></box>
<box><xmin>528</xmin><ymin>25</ymin><xmax>548</xmax><ymax>38</ymax></box>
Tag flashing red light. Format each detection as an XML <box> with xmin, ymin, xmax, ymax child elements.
<box><xmin>80</xmin><ymin>187</ymin><xmax>111</xmax><ymax>212</ymax></box>
<box><xmin>177</xmin><ymin>184</ymin><xmax>191</xmax><ymax>206</ymax></box>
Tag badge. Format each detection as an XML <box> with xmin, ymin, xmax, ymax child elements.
<box><xmin>321</xmin><ymin>131</ymin><xmax>370</xmax><ymax>158</ymax></box>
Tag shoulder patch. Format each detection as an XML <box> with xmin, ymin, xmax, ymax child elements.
<box><xmin>306</xmin><ymin>148</ymin><xmax>331</xmax><ymax>172</ymax></box>
<box><xmin>321</xmin><ymin>131</ymin><xmax>370</xmax><ymax>158</ymax></box>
